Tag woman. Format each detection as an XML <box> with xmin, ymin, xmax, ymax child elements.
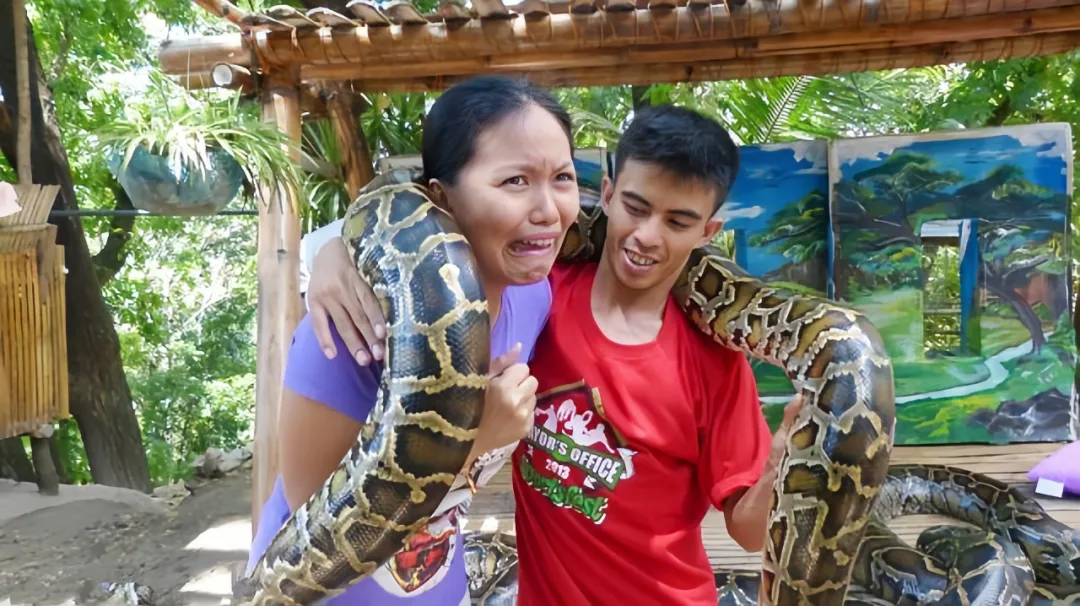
<box><xmin>247</xmin><ymin>75</ymin><xmax>581</xmax><ymax>605</ymax></box>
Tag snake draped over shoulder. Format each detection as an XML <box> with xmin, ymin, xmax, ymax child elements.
<box><xmin>235</xmin><ymin>171</ymin><xmax>897</xmax><ymax>605</ymax></box>
<box><xmin>237</xmin><ymin>169</ymin><xmax>492</xmax><ymax>604</ymax></box>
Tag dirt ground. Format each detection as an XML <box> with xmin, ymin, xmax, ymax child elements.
<box><xmin>0</xmin><ymin>472</ymin><xmax>254</xmax><ymax>606</ymax></box>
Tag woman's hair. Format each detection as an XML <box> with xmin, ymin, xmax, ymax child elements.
<box><xmin>421</xmin><ymin>76</ymin><xmax>573</xmax><ymax>185</ymax></box>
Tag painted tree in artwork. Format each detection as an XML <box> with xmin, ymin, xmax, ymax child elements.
<box><xmin>748</xmin><ymin>190</ymin><xmax>828</xmax><ymax>269</ymax></box>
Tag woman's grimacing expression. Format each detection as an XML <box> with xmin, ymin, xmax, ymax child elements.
<box><xmin>430</xmin><ymin>103</ymin><xmax>581</xmax><ymax>288</ymax></box>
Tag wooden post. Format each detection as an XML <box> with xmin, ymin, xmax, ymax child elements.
<box><xmin>12</xmin><ymin>0</ymin><xmax>31</xmax><ymax>183</ymax></box>
<box><xmin>324</xmin><ymin>87</ymin><xmax>375</xmax><ymax>199</ymax></box>
<box><xmin>252</xmin><ymin>75</ymin><xmax>303</xmax><ymax>530</ymax></box>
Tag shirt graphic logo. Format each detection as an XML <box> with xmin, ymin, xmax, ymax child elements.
<box><xmin>520</xmin><ymin>381</ymin><xmax>637</xmax><ymax>524</ymax></box>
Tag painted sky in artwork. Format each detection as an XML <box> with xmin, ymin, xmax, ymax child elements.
<box><xmin>836</xmin><ymin>126</ymin><xmax>1071</xmax><ymax>194</ymax></box>
<box><xmin>718</xmin><ymin>141</ymin><xmax>830</xmax><ymax>277</ymax></box>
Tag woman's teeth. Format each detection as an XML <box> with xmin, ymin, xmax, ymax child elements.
<box><xmin>626</xmin><ymin>250</ymin><xmax>656</xmax><ymax>266</ymax></box>
<box><xmin>512</xmin><ymin>238</ymin><xmax>554</xmax><ymax>252</ymax></box>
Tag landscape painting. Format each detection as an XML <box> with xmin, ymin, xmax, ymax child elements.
<box><xmin>830</xmin><ymin>124</ymin><xmax>1076</xmax><ymax>445</ymax></box>
<box><xmin>715</xmin><ymin>141</ymin><xmax>831</xmax><ymax>426</ymax></box>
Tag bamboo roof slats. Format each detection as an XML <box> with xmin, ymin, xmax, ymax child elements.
<box><xmin>298</xmin><ymin>31</ymin><xmax>1080</xmax><ymax>90</ymax></box>
<box><xmin>347</xmin><ymin>0</ymin><xmax>393</xmax><ymax>26</ymax></box>
<box><xmin>308</xmin><ymin>7</ymin><xmax>361</xmax><ymax>28</ymax></box>
<box><xmin>439</xmin><ymin>0</ymin><xmax>477</xmax><ymax>21</ymax></box>
<box><xmin>384</xmin><ymin>1</ymin><xmax>431</xmax><ymax>25</ymax></box>
<box><xmin>163</xmin><ymin>0</ymin><xmax>1080</xmax><ymax>90</ymax></box>
<box><xmin>472</xmin><ymin>0</ymin><xmax>514</xmax><ymax>18</ymax></box>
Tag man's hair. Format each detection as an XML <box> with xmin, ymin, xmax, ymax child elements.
<box><xmin>614</xmin><ymin>105</ymin><xmax>740</xmax><ymax>213</ymax></box>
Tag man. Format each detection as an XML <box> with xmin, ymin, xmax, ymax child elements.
<box><xmin>510</xmin><ymin>105</ymin><xmax>799</xmax><ymax>605</ymax></box>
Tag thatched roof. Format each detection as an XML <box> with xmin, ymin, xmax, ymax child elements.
<box><xmin>161</xmin><ymin>0</ymin><xmax>1080</xmax><ymax>92</ymax></box>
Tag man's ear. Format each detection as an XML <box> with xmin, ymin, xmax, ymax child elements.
<box><xmin>599</xmin><ymin>175</ymin><xmax>615</xmax><ymax>214</ymax></box>
<box><xmin>699</xmin><ymin>218</ymin><xmax>724</xmax><ymax>248</ymax></box>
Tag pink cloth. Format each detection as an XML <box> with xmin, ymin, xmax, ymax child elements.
<box><xmin>1027</xmin><ymin>440</ymin><xmax>1080</xmax><ymax>496</ymax></box>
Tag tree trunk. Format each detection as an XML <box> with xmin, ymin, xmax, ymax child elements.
<box><xmin>46</xmin><ymin>433</ymin><xmax>69</xmax><ymax>484</ymax></box>
<box><xmin>0</xmin><ymin>6</ymin><xmax>151</xmax><ymax>492</ymax></box>
<box><xmin>630</xmin><ymin>85</ymin><xmax>653</xmax><ymax>110</ymax></box>
<box><xmin>30</xmin><ymin>435</ymin><xmax>58</xmax><ymax>495</ymax></box>
<box><xmin>985</xmin><ymin>267</ymin><xmax>1046</xmax><ymax>353</ymax></box>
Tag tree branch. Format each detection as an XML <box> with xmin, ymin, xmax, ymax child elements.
<box><xmin>91</xmin><ymin>180</ymin><xmax>136</xmax><ymax>286</ymax></box>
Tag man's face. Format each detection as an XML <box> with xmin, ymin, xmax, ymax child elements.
<box><xmin>600</xmin><ymin>159</ymin><xmax>723</xmax><ymax>292</ymax></box>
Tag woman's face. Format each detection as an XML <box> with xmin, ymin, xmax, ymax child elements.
<box><xmin>434</xmin><ymin>103</ymin><xmax>580</xmax><ymax>288</ymax></box>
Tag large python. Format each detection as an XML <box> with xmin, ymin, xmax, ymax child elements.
<box><xmin>463</xmin><ymin>465</ymin><xmax>1080</xmax><ymax>605</ymax></box>
<box><xmin>238</xmin><ymin>169</ymin><xmax>897</xmax><ymax>604</ymax></box>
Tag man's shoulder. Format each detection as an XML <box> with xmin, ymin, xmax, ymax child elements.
<box><xmin>665</xmin><ymin>303</ymin><xmax>748</xmax><ymax>374</ymax></box>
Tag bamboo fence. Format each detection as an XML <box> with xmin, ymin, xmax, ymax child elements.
<box><xmin>0</xmin><ymin>195</ymin><xmax>68</xmax><ymax>441</ymax></box>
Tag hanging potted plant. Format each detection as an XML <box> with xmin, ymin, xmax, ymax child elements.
<box><xmin>97</xmin><ymin>72</ymin><xmax>303</xmax><ymax>216</ymax></box>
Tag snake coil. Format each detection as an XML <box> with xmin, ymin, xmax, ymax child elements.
<box><xmin>240</xmin><ymin>171</ymin><xmax>491</xmax><ymax>604</ymax></box>
<box><xmin>238</xmin><ymin>175</ymin><xmax>898</xmax><ymax>605</ymax></box>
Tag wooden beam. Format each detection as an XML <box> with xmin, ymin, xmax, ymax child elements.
<box><xmin>338</xmin><ymin>31</ymin><xmax>1080</xmax><ymax>91</ymax></box>
<box><xmin>252</xmin><ymin>77</ymin><xmax>304</xmax><ymax>531</ymax></box>
<box><xmin>158</xmin><ymin>34</ymin><xmax>251</xmax><ymax>75</ymax></box>
<box><xmin>247</xmin><ymin>1</ymin><xmax>1080</xmax><ymax>69</ymax></box>
<box><xmin>324</xmin><ymin>87</ymin><xmax>374</xmax><ymax>198</ymax></box>
<box><xmin>212</xmin><ymin>63</ymin><xmax>255</xmax><ymax>94</ymax></box>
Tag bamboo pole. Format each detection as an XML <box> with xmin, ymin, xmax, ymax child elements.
<box><xmin>252</xmin><ymin>77</ymin><xmax>303</xmax><ymax>530</ymax></box>
<box><xmin>340</xmin><ymin>31</ymin><xmax>1080</xmax><ymax>91</ymax></box>
<box><xmin>324</xmin><ymin>87</ymin><xmax>374</xmax><ymax>198</ymax></box>
<box><xmin>158</xmin><ymin>34</ymin><xmax>251</xmax><ymax>75</ymax></box>
<box><xmin>12</xmin><ymin>0</ymin><xmax>31</xmax><ymax>183</ymax></box>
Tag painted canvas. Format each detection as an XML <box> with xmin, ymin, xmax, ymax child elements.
<box><xmin>573</xmin><ymin>148</ymin><xmax>608</xmax><ymax>208</ymax></box>
<box><xmin>715</xmin><ymin>141</ymin><xmax>831</xmax><ymax>427</ymax></box>
<box><xmin>830</xmin><ymin>124</ymin><xmax>1076</xmax><ymax>445</ymax></box>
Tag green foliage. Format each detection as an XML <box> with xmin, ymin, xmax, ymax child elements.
<box><xmin>104</xmin><ymin>215</ymin><xmax>258</xmax><ymax>484</ymax></box>
<box><xmin>97</xmin><ymin>71</ymin><xmax>304</xmax><ymax>209</ymax></box>
<box><xmin>747</xmin><ymin>190</ymin><xmax>827</xmax><ymax>265</ymax></box>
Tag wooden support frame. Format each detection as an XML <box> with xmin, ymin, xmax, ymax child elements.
<box><xmin>252</xmin><ymin>74</ymin><xmax>304</xmax><ymax>530</ymax></box>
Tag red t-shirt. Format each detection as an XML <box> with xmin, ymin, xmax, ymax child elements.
<box><xmin>510</xmin><ymin>263</ymin><xmax>772</xmax><ymax>606</ymax></box>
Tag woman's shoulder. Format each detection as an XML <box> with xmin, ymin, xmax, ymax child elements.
<box><xmin>283</xmin><ymin>314</ymin><xmax>381</xmax><ymax>423</ymax></box>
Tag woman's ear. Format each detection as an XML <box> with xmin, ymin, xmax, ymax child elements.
<box><xmin>427</xmin><ymin>179</ymin><xmax>450</xmax><ymax>211</ymax></box>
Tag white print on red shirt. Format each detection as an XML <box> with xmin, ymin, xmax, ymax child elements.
<box><xmin>519</xmin><ymin>380</ymin><xmax>638</xmax><ymax>525</ymax></box>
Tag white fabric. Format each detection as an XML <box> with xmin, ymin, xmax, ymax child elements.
<box><xmin>299</xmin><ymin>218</ymin><xmax>347</xmax><ymax>305</ymax></box>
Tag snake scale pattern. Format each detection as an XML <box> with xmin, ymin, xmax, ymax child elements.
<box><xmin>464</xmin><ymin>465</ymin><xmax>1080</xmax><ymax>605</ymax></box>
